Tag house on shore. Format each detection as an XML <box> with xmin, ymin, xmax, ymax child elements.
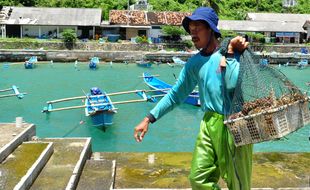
<box><xmin>218</xmin><ymin>20</ymin><xmax>306</xmax><ymax>44</ymax></box>
<box><xmin>0</xmin><ymin>5</ymin><xmax>309</xmax><ymax>44</ymax></box>
<box><xmin>0</xmin><ymin>6</ymin><xmax>102</xmax><ymax>39</ymax></box>
<box><xmin>108</xmin><ymin>10</ymin><xmax>190</xmax><ymax>40</ymax></box>
<box><xmin>245</xmin><ymin>12</ymin><xmax>310</xmax><ymax>43</ymax></box>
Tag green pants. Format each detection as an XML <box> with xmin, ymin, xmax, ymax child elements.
<box><xmin>189</xmin><ymin>112</ymin><xmax>253</xmax><ymax>190</ymax></box>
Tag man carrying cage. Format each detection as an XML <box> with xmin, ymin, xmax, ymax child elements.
<box><xmin>134</xmin><ymin>7</ymin><xmax>252</xmax><ymax>190</ymax></box>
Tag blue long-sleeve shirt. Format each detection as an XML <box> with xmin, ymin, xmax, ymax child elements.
<box><xmin>150</xmin><ymin>51</ymin><xmax>240</xmax><ymax>120</ymax></box>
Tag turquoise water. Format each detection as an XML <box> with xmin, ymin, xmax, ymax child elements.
<box><xmin>0</xmin><ymin>62</ymin><xmax>309</xmax><ymax>152</ymax></box>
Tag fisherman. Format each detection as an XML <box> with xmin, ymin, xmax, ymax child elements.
<box><xmin>134</xmin><ymin>7</ymin><xmax>252</xmax><ymax>190</ymax></box>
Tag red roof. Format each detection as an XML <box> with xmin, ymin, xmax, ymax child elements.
<box><xmin>109</xmin><ymin>10</ymin><xmax>191</xmax><ymax>26</ymax></box>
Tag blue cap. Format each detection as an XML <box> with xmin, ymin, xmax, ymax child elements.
<box><xmin>182</xmin><ymin>7</ymin><xmax>221</xmax><ymax>38</ymax></box>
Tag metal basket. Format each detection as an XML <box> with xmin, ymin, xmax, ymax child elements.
<box><xmin>225</xmin><ymin>100</ymin><xmax>310</xmax><ymax>147</ymax></box>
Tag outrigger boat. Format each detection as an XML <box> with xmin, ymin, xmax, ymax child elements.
<box><xmin>172</xmin><ymin>56</ymin><xmax>186</xmax><ymax>66</ymax></box>
<box><xmin>0</xmin><ymin>85</ymin><xmax>27</xmax><ymax>99</ymax></box>
<box><xmin>142</xmin><ymin>72</ymin><xmax>200</xmax><ymax>106</ymax></box>
<box><xmin>84</xmin><ymin>88</ymin><xmax>116</xmax><ymax>126</ymax></box>
<box><xmin>136</xmin><ymin>59</ymin><xmax>152</xmax><ymax>68</ymax></box>
<box><xmin>42</xmin><ymin>87</ymin><xmax>162</xmax><ymax>127</ymax></box>
<box><xmin>89</xmin><ymin>57</ymin><xmax>99</xmax><ymax>69</ymax></box>
<box><xmin>24</xmin><ymin>56</ymin><xmax>38</xmax><ymax>69</ymax></box>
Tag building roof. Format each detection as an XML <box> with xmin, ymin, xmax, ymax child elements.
<box><xmin>109</xmin><ymin>10</ymin><xmax>190</xmax><ymax>26</ymax></box>
<box><xmin>1</xmin><ymin>6</ymin><xmax>102</xmax><ymax>26</ymax></box>
<box><xmin>219</xmin><ymin>20</ymin><xmax>305</xmax><ymax>33</ymax></box>
<box><xmin>247</xmin><ymin>12</ymin><xmax>310</xmax><ymax>24</ymax></box>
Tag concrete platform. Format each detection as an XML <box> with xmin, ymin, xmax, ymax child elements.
<box><xmin>29</xmin><ymin>138</ymin><xmax>91</xmax><ymax>190</ymax></box>
<box><xmin>0</xmin><ymin>123</ymin><xmax>35</xmax><ymax>163</ymax></box>
<box><xmin>0</xmin><ymin>142</ymin><xmax>51</xmax><ymax>189</ymax></box>
<box><xmin>76</xmin><ymin>159</ymin><xmax>115</xmax><ymax>190</ymax></box>
<box><xmin>97</xmin><ymin>152</ymin><xmax>310</xmax><ymax>189</ymax></box>
<box><xmin>1</xmin><ymin>123</ymin><xmax>309</xmax><ymax>189</ymax></box>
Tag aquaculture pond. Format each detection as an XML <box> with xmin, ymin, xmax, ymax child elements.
<box><xmin>0</xmin><ymin>62</ymin><xmax>309</xmax><ymax>152</ymax></box>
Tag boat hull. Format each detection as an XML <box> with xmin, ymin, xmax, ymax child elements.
<box><xmin>89</xmin><ymin>57</ymin><xmax>99</xmax><ymax>69</ymax></box>
<box><xmin>85</xmin><ymin>92</ymin><xmax>116</xmax><ymax>126</ymax></box>
<box><xmin>136</xmin><ymin>61</ymin><xmax>152</xmax><ymax>68</ymax></box>
<box><xmin>143</xmin><ymin>72</ymin><xmax>200</xmax><ymax>106</ymax></box>
<box><xmin>24</xmin><ymin>62</ymin><xmax>34</xmax><ymax>69</ymax></box>
<box><xmin>89</xmin><ymin>110</ymin><xmax>115</xmax><ymax>127</ymax></box>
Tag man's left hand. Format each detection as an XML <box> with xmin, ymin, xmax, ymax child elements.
<box><xmin>228</xmin><ymin>36</ymin><xmax>249</xmax><ymax>54</ymax></box>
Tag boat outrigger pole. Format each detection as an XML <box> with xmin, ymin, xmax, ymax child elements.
<box><xmin>0</xmin><ymin>85</ymin><xmax>27</xmax><ymax>99</ymax></box>
<box><xmin>42</xmin><ymin>89</ymin><xmax>166</xmax><ymax>113</ymax></box>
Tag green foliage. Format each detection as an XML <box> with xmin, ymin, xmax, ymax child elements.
<box><xmin>161</xmin><ymin>26</ymin><xmax>186</xmax><ymax>36</ymax></box>
<box><xmin>135</xmin><ymin>36</ymin><xmax>149</xmax><ymax>44</ymax></box>
<box><xmin>61</xmin><ymin>29</ymin><xmax>76</xmax><ymax>43</ymax></box>
<box><xmin>183</xmin><ymin>40</ymin><xmax>193</xmax><ymax>49</ymax></box>
<box><xmin>61</xmin><ymin>29</ymin><xmax>76</xmax><ymax>49</ymax></box>
<box><xmin>1</xmin><ymin>0</ymin><xmax>309</xmax><ymax>20</ymax></box>
<box><xmin>220</xmin><ymin>30</ymin><xmax>238</xmax><ymax>38</ymax></box>
<box><xmin>246</xmin><ymin>32</ymin><xmax>265</xmax><ymax>43</ymax></box>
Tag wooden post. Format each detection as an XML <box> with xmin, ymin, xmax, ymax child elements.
<box><xmin>20</xmin><ymin>25</ymin><xmax>23</xmax><ymax>38</ymax></box>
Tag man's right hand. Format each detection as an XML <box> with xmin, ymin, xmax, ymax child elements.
<box><xmin>134</xmin><ymin>117</ymin><xmax>150</xmax><ymax>142</ymax></box>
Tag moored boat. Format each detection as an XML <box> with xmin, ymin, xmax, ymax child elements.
<box><xmin>84</xmin><ymin>87</ymin><xmax>117</xmax><ymax>126</ymax></box>
<box><xmin>136</xmin><ymin>60</ymin><xmax>152</xmax><ymax>68</ymax></box>
<box><xmin>142</xmin><ymin>72</ymin><xmax>200</xmax><ymax>106</ymax></box>
<box><xmin>42</xmin><ymin>87</ymin><xmax>160</xmax><ymax>128</ymax></box>
<box><xmin>89</xmin><ymin>57</ymin><xmax>99</xmax><ymax>69</ymax></box>
<box><xmin>24</xmin><ymin>56</ymin><xmax>37</xmax><ymax>69</ymax></box>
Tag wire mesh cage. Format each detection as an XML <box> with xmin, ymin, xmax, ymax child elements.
<box><xmin>222</xmin><ymin>44</ymin><xmax>310</xmax><ymax>147</ymax></box>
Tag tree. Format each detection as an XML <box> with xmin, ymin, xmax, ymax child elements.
<box><xmin>61</xmin><ymin>29</ymin><xmax>77</xmax><ymax>49</ymax></box>
<box><xmin>161</xmin><ymin>25</ymin><xmax>186</xmax><ymax>36</ymax></box>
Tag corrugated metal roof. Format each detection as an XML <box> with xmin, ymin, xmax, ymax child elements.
<box><xmin>219</xmin><ymin>20</ymin><xmax>306</xmax><ymax>33</ymax></box>
<box><xmin>2</xmin><ymin>6</ymin><xmax>102</xmax><ymax>26</ymax></box>
<box><xmin>247</xmin><ymin>12</ymin><xmax>310</xmax><ymax>24</ymax></box>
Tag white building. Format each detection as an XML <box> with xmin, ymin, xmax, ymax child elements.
<box><xmin>243</xmin><ymin>12</ymin><xmax>310</xmax><ymax>43</ymax></box>
<box><xmin>0</xmin><ymin>6</ymin><xmax>102</xmax><ymax>39</ymax></box>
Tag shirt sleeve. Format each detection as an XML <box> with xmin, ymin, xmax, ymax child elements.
<box><xmin>224</xmin><ymin>53</ymin><xmax>240</xmax><ymax>91</ymax></box>
<box><xmin>150</xmin><ymin>65</ymin><xmax>197</xmax><ymax>120</ymax></box>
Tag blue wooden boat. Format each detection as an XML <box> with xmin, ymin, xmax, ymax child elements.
<box><xmin>142</xmin><ymin>72</ymin><xmax>200</xmax><ymax>106</ymax></box>
<box><xmin>24</xmin><ymin>56</ymin><xmax>37</xmax><ymax>69</ymax></box>
<box><xmin>84</xmin><ymin>87</ymin><xmax>117</xmax><ymax>126</ymax></box>
<box><xmin>297</xmin><ymin>59</ymin><xmax>308</xmax><ymax>69</ymax></box>
<box><xmin>259</xmin><ymin>58</ymin><xmax>269</xmax><ymax>67</ymax></box>
<box><xmin>89</xmin><ymin>57</ymin><xmax>99</xmax><ymax>69</ymax></box>
<box><xmin>136</xmin><ymin>60</ymin><xmax>152</xmax><ymax>68</ymax></box>
<box><xmin>42</xmin><ymin>87</ymin><xmax>161</xmax><ymax>127</ymax></box>
<box><xmin>172</xmin><ymin>56</ymin><xmax>186</xmax><ymax>65</ymax></box>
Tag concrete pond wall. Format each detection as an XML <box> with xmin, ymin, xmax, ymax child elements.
<box><xmin>0</xmin><ymin>42</ymin><xmax>309</xmax><ymax>62</ymax></box>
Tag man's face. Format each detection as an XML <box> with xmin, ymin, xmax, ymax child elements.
<box><xmin>188</xmin><ymin>20</ymin><xmax>212</xmax><ymax>49</ymax></box>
